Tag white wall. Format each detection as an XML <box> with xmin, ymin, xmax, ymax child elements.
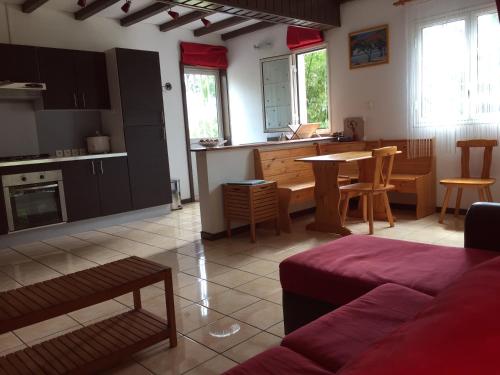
<box><xmin>227</xmin><ymin>0</ymin><xmax>500</xmax><ymax>209</ymax></box>
<box><xmin>0</xmin><ymin>2</ymin><xmax>224</xmax><ymax>200</ymax></box>
<box><xmin>226</xmin><ymin>24</ymin><xmax>289</xmax><ymax>145</ymax></box>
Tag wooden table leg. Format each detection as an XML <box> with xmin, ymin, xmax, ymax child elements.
<box><xmin>133</xmin><ymin>290</ymin><xmax>142</xmax><ymax>310</ymax></box>
<box><xmin>164</xmin><ymin>269</ymin><xmax>177</xmax><ymax>348</ymax></box>
<box><xmin>306</xmin><ymin>162</ymin><xmax>351</xmax><ymax>236</ymax></box>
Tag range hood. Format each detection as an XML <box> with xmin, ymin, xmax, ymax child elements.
<box><xmin>0</xmin><ymin>81</ymin><xmax>46</xmax><ymax>91</ymax></box>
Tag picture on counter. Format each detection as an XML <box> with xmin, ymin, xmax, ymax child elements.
<box><xmin>349</xmin><ymin>25</ymin><xmax>389</xmax><ymax>69</ymax></box>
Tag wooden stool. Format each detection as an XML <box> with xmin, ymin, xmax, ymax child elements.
<box><xmin>439</xmin><ymin>140</ymin><xmax>498</xmax><ymax>224</ymax></box>
<box><xmin>223</xmin><ymin>182</ymin><xmax>280</xmax><ymax>242</ymax></box>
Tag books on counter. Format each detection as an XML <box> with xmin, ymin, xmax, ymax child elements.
<box><xmin>225</xmin><ymin>179</ymin><xmax>267</xmax><ymax>185</ymax></box>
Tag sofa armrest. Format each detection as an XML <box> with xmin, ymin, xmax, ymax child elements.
<box><xmin>464</xmin><ymin>202</ymin><xmax>500</xmax><ymax>251</ymax></box>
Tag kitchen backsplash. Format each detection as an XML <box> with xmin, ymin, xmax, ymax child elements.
<box><xmin>36</xmin><ymin>110</ymin><xmax>102</xmax><ymax>155</ymax></box>
<box><xmin>0</xmin><ymin>100</ymin><xmax>102</xmax><ymax>157</ymax></box>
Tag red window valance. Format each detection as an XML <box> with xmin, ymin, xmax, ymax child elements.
<box><xmin>286</xmin><ymin>26</ymin><xmax>324</xmax><ymax>50</ymax></box>
<box><xmin>180</xmin><ymin>42</ymin><xmax>228</xmax><ymax>69</ymax></box>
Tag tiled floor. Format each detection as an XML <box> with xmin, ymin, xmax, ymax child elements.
<box><xmin>0</xmin><ymin>203</ymin><xmax>465</xmax><ymax>374</ymax></box>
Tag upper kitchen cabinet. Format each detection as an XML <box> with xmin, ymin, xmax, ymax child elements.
<box><xmin>0</xmin><ymin>44</ymin><xmax>40</xmax><ymax>83</ymax></box>
<box><xmin>38</xmin><ymin>47</ymin><xmax>110</xmax><ymax>110</ymax></box>
<box><xmin>115</xmin><ymin>48</ymin><xmax>164</xmax><ymax>126</ymax></box>
<box><xmin>75</xmin><ymin>51</ymin><xmax>110</xmax><ymax>110</ymax></box>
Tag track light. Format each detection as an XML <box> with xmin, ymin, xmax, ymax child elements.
<box><xmin>77</xmin><ymin>0</ymin><xmax>86</xmax><ymax>7</ymax></box>
<box><xmin>121</xmin><ymin>0</ymin><xmax>131</xmax><ymax>13</ymax></box>
<box><xmin>201</xmin><ymin>17</ymin><xmax>211</xmax><ymax>27</ymax></box>
<box><xmin>168</xmin><ymin>10</ymin><xmax>179</xmax><ymax>19</ymax></box>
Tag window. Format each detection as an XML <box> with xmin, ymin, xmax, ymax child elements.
<box><xmin>415</xmin><ymin>7</ymin><xmax>500</xmax><ymax>128</ymax></box>
<box><xmin>184</xmin><ymin>68</ymin><xmax>223</xmax><ymax>140</ymax></box>
<box><xmin>261</xmin><ymin>47</ymin><xmax>331</xmax><ymax>133</ymax></box>
<box><xmin>296</xmin><ymin>48</ymin><xmax>330</xmax><ymax>130</ymax></box>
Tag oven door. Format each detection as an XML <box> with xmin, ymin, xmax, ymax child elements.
<box><xmin>4</xmin><ymin>182</ymin><xmax>66</xmax><ymax>232</ymax></box>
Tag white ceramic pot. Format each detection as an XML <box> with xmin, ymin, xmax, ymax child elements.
<box><xmin>87</xmin><ymin>135</ymin><xmax>110</xmax><ymax>154</ymax></box>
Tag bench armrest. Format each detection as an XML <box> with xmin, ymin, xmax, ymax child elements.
<box><xmin>464</xmin><ymin>203</ymin><xmax>500</xmax><ymax>252</ymax></box>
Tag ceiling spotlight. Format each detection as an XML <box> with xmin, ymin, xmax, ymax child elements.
<box><xmin>121</xmin><ymin>0</ymin><xmax>131</xmax><ymax>13</ymax></box>
<box><xmin>201</xmin><ymin>17</ymin><xmax>211</xmax><ymax>27</ymax></box>
<box><xmin>168</xmin><ymin>10</ymin><xmax>179</xmax><ymax>19</ymax></box>
<box><xmin>77</xmin><ymin>0</ymin><xmax>86</xmax><ymax>7</ymax></box>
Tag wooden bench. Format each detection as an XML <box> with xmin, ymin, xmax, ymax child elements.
<box><xmin>254</xmin><ymin>145</ymin><xmax>354</xmax><ymax>232</ymax></box>
<box><xmin>378</xmin><ymin>139</ymin><xmax>436</xmax><ymax>219</ymax></box>
<box><xmin>0</xmin><ymin>256</ymin><xmax>176</xmax><ymax>374</ymax></box>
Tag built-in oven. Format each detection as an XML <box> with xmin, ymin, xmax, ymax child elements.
<box><xmin>2</xmin><ymin>170</ymin><xmax>68</xmax><ymax>232</ymax></box>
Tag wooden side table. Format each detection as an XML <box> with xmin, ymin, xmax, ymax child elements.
<box><xmin>223</xmin><ymin>181</ymin><xmax>280</xmax><ymax>242</ymax></box>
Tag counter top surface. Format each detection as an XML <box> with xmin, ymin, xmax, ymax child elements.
<box><xmin>0</xmin><ymin>153</ymin><xmax>127</xmax><ymax>168</ymax></box>
<box><xmin>191</xmin><ymin>136</ymin><xmax>343</xmax><ymax>152</ymax></box>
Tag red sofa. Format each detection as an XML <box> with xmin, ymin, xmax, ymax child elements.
<box><xmin>224</xmin><ymin>203</ymin><xmax>500</xmax><ymax>374</ymax></box>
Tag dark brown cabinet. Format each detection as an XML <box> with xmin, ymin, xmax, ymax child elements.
<box><xmin>116</xmin><ymin>48</ymin><xmax>165</xmax><ymax>127</ymax></box>
<box><xmin>0</xmin><ymin>44</ymin><xmax>40</xmax><ymax>83</ymax></box>
<box><xmin>125</xmin><ymin>126</ymin><xmax>172</xmax><ymax>209</ymax></box>
<box><xmin>63</xmin><ymin>157</ymin><xmax>131</xmax><ymax>222</ymax></box>
<box><xmin>38</xmin><ymin>48</ymin><xmax>110</xmax><ymax>110</ymax></box>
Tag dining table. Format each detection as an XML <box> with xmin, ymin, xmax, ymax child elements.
<box><xmin>296</xmin><ymin>150</ymin><xmax>380</xmax><ymax>236</ymax></box>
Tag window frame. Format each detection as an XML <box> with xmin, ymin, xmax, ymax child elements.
<box><xmin>412</xmin><ymin>5</ymin><xmax>499</xmax><ymax>129</ymax></box>
<box><xmin>183</xmin><ymin>66</ymin><xmax>225</xmax><ymax>141</ymax></box>
<box><xmin>260</xmin><ymin>45</ymin><xmax>332</xmax><ymax>134</ymax></box>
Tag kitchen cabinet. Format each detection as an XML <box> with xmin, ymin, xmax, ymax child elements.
<box><xmin>0</xmin><ymin>198</ymin><xmax>7</xmax><ymax>235</ymax></box>
<box><xmin>75</xmin><ymin>51</ymin><xmax>110</xmax><ymax>110</ymax></box>
<box><xmin>0</xmin><ymin>44</ymin><xmax>40</xmax><ymax>83</ymax></box>
<box><xmin>63</xmin><ymin>157</ymin><xmax>131</xmax><ymax>221</ymax></box>
<box><xmin>125</xmin><ymin>126</ymin><xmax>172</xmax><ymax>209</ymax></box>
<box><xmin>116</xmin><ymin>48</ymin><xmax>164</xmax><ymax>126</ymax></box>
<box><xmin>38</xmin><ymin>48</ymin><xmax>110</xmax><ymax>110</ymax></box>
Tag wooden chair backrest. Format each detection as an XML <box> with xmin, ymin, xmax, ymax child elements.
<box><xmin>317</xmin><ymin>142</ymin><xmax>366</xmax><ymax>178</ymax></box>
<box><xmin>380</xmin><ymin>139</ymin><xmax>434</xmax><ymax>175</ymax></box>
<box><xmin>254</xmin><ymin>145</ymin><xmax>317</xmax><ymax>186</ymax></box>
<box><xmin>372</xmin><ymin>146</ymin><xmax>398</xmax><ymax>189</ymax></box>
<box><xmin>457</xmin><ymin>139</ymin><xmax>498</xmax><ymax>179</ymax></box>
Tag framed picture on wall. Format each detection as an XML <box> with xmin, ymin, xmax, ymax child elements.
<box><xmin>349</xmin><ymin>25</ymin><xmax>389</xmax><ymax>69</ymax></box>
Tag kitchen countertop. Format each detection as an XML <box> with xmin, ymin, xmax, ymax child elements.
<box><xmin>190</xmin><ymin>136</ymin><xmax>337</xmax><ymax>152</ymax></box>
<box><xmin>0</xmin><ymin>153</ymin><xmax>127</xmax><ymax>168</ymax></box>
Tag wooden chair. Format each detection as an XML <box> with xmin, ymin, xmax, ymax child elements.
<box><xmin>439</xmin><ymin>139</ymin><xmax>498</xmax><ymax>224</ymax></box>
<box><xmin>340</xmin><ymin>146</ymin><xmax>398</xmax><ymax>234</ymax></box>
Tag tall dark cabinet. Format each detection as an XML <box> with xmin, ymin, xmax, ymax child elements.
<box><xmin>114</xmin><ymin>48</ymin><xmax>172</xmax><ymax>209</ymax></box>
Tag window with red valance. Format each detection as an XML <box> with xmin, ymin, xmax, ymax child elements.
<box><xmin>180</xmin><ymin>42</ymin><xmax>228</xmax><ymax>69</ymax></box>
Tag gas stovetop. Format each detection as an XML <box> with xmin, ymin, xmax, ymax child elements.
<box><xmin>0</xmin><ymin>154</ymin><xmax>50</xmax><ymax>163</ymax></box>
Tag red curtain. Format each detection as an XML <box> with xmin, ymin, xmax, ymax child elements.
<box><xmin>286</xmin><ymin>26</ymin><xmax>324</xmax><ymax>50</ymax></box>
<box><xmin>180</xmin><ymin>42</ymin><xmax>228</xmax><ymax>69</ymax></box>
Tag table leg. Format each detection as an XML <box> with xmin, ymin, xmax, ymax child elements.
<box><xmin>133</xmin><ymin>290</ymin><xmax>142</xmax><ymax>309</ymax></box>
<box><xmin>306</xmin><ymin>162</ymin><xmax>351</xmax><ymax>236</ymax></box>
<box><xmin>164</xmin><ymin>269</ymin><xmax>177</xmax><ymax>348</ymax></box>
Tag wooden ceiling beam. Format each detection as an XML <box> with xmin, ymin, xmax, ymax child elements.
<box><xmin>120</xmin><ymin>2</ymin><xmax>175</xmax><ymax>27</ymax></box>
<box><xmin>75</xmin><ymin>0</ymin><xmax>121</xmax><ymax>21</ymax></box>
<box><xmin>165</xmin><ymin>0</ymin><xmax>341</xmax><ymax>29</ymax></box>
<box><xmin>221</xmin><ymin>21</ymin><xmax>274</xmax><ymax>41</ymax></box>
<box><xmin>193</xmin><ymin>16</ymin><xmax>247</xmax><ymax>37</ymax></box>
<box><xmin>22</xmin><ymin>0</ymin><xmax>50</xmax><ymax>13</ymax></box>
<box><xmin>159</xmin><ymin>10</ymin><xmax>212</xmax><ymax>32</ymax></box>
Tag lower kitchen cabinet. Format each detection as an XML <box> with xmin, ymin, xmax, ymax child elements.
<box><xmin>125</xmin><ymin>126</ymin><xmax>172</xmax><ymax>209</ymax></box>
<box><xmin>63</xmin><ymin>157</ymin><xmax>131</xmax><ymax>222</ymax></box>
<box><xmin>96</xmin><ymin>157</ymin><xmax>132</xmax><ymax>216</ymax></box>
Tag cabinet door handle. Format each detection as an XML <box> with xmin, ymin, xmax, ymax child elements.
<box><xmin>73</xmin><ymin>93</ymin><xmax>78</xmax><ymax>108</ymax></box>
<box><xmin>91</xmin><ymin>161</ymin><xmax>96</xmax><ymax>175</ymax></box>
<box><xmin>82</xmin><ymin>93</ymin><xmax>86</xmax><ymax>108</ymax></box>
<box><xmin>99</xmin><ymin>160</ymin><xmax>104</xmax><ymax>175</ymax></box>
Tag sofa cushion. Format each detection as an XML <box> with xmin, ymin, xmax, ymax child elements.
<box><xmin>280</xmin><ymin>235</ymin><xmax>497</xmax><ymax>306</ymax></box>
<box><xmin>223</xmin><ymin>346</ymin><xmax>333</xmax><ymax>375</ymax></box>
<box><xmin>282</xmin><ymin>283</ymin><xmax>432</xmax><ymax>372</ymax></box>
<box><xmin>337</xmin><ymin>256</ymin><xmax>500</xmax><ymax>375</ymax></box>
